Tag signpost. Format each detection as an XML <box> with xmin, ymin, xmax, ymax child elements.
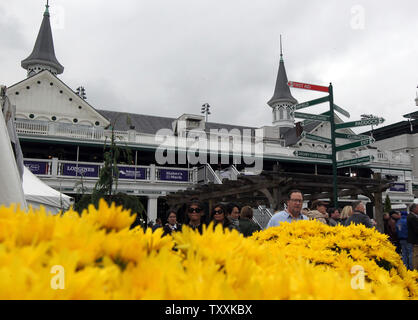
<box><xmin>289</xmin><ymin>81</ymin><xmax>385</xmax><ymax>208</ymax></box>
<box><xmin>333</xmin><ymin>104</ymin><xmax>351</xmax><ymax>118</ymax></box>
<box><xmin>337</xmin><ymin>156</ymin><xmax>374</xmax><ymax>168</ymax></box>
<box><xmin>301</xmin><ymin>132</ymin><xmax>332</xmax><ymax>144</ymax></box>
<box><xmin>293</xmin><ymin>112</ymin><xmax>330</xmax><ymax>122</ymax></box>
<box><xmin>334</xmin><ymin>132</ymin><xmax>371</xmax><ymax>141</ymax></box>
<box><xmin>335</xmin><ymin>138</ymin><xmax>375</xmax><ymax>152</ymax></box>
<box><xmin>294</xmin><ymin>96</ymin><xmax>329</xmax><ymax>110</ymax></box>
<box><xmin>293</xmin><ymin>150</ymin><xmax>332</xmax><ymax>160</ymax></box>
<box><xmin>335</xmin><ymin>117</ymin><xmax>385</xmax><ymax>130</ymax></box>
<box><xmin>288</xmin><ymin>81</ymin><xmax>329</xmax><ymax>93</ymax></box>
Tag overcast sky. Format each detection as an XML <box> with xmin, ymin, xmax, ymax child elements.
<box><xmin>1</xmin><ymin>0</ymin><xmax>417</xmax><ymax>131</ymax></box>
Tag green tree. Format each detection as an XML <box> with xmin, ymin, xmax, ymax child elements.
<box><xmin>74</xmin><ymin>125</ymin><xmax>145</xmax><ymax>228</ymax></box>
<box><xmin>384</xmin><ymin>194</ymin><xmax>392</xmax><ymax>212</ymax></box>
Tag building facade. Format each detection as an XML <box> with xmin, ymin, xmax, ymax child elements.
<box><xmin>3</xmin><ymin>4</ymin><xmax>415</xmax><ymax>221</ymax></box>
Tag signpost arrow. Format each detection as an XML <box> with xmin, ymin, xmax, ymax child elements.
<box><xmin>288</xmin><ymin>81</ymin><xmax>329</xmax><ymax>93</ymax></box>
<box><xmin>335</xmin><ymin>138</ymin><xmax>375</xmax><ymax>152</ymax></box>
<box><xmin>294</xmin><ymin>96</ymin><xmax>330</xmax><ymax>110</ymax></box>
<box><xmin>333</xmin><ymin>104</ymin><xmax>350</xmax><ymax>118</ymax></box>
<box><xmin>335</xmin><ymin>117</ymin><xmax>385</xmax><ymax>130</ymax></box>
<box><xmin>294</xmin><ymin>150</ymin><xmax>332</xmax><ymax>160</ymax></box>
<box><xmin>337</xmin><ymin>156</ymin><xmax>374</xmax><ymax>168</ymax></box>
<box><xmin>335</xmin><ymin>132</ymin><xmax>371</xmax><ymax>141</ymax></box>
<box><xmin>301</xmin><ymin>132</ymin><xmax>332</xmax><ymax>144</ymax></box>
<box><xmin>293</xmin><ymin>112</ymin><xmax>330</xmax><ymax>122</ymax></box>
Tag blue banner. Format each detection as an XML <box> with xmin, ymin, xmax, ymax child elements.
<box><xmin>62</xmin><ymin>163</ymin><xmax>100</xmax><ymax>178</ymax></box>
<box><xmin>158</xmin><ymin>169</ymin><xmax>189</xmax><ymax>182</ymax></box>
<box><xmin>24</xmin><ymin>161</ymin><xmax>48</xmax><ymax>175</ymax></box>
<box><xmin>118</xmin><ymin>166</ymin><xmax>147</xmax><ymax>180</ymax></box>
<box><xmin>390</xmin><ymin>183</ymin><xmax>406</xmax><ymax>192</ymax></box>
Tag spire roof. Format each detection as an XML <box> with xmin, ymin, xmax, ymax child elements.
<box><xmin>267</xmin><ymin>36</ymin><xmax>297</xmax><ymax>106</ymax></box>
<box><xmin>21</xmin><ymin>2</ymin><xmax>64</xmax><ymax>75</ymax></box>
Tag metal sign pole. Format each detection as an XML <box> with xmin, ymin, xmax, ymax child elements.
<box><xmin>329</xmin><ymin>83</ymin><xmax>338</xmax><ymax>208</ymax></box>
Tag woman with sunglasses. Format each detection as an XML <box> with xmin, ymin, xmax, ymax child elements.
<box><xmin>186</xmin><ymin>200</ymin><xmax>205</xmax><ymax>234</ymax></box>
<box><xmin>210</xmin><ymin>203</ymin><xmax>236</xmax><ymax>231</ymax></box>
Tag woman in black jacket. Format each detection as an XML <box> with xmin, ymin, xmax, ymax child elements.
<box><xmin>162</xmin><ymin>210</ymin><xmax>182</xmax><ymax>237</ymax></box>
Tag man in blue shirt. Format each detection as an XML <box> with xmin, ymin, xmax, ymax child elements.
<box><xmin>267</xmin><ymin>189</ymin><xmax>309</xmax><ymax>228</ymax></box>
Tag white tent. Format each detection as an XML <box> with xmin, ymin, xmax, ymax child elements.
<box><xmin>23</xmin><ymin>166</ymin><xmax>73</xmax><ymax>214</ymax></box>
<box><xmin>0</xmin><ymin>90</ymin><xmax>26</xmax><ymax>208</ymax></box>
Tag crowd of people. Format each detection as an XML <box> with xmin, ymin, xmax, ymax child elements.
<box><xmin>267</xmin><ymin>189</ymin><xmax>418</xmax><ymax>271</ymax></box>
<box><xmin>147</xmin><ymin>200</ymin><xmax>262</xmax><ymax>239</ymax></box>
<box><xmin>145</xmin><ymin>189</ymin><xmax>418</xmax><ymax>271</ymax></box>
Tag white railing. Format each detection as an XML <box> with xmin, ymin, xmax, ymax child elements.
<box><xmin>15</xmin><ymin>121</ymin><xmax>49</xmax><ymax>135</ymax></box>
<box><xmin>253</xmin><ymin>205</ymin><xmax>274</xmax><ymax>230</ymax></box>
<box><xmin>16</xmin><ymin>119</ymin><xmax>412</xmax><ymax>168</ymax></box>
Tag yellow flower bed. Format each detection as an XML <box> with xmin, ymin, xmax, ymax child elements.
<box><xmin>0</xmin><ymin>200</ymin><xmax>416</xmax><ymax>300</ymax></box>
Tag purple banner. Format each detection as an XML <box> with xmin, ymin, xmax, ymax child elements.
<box><xmin>159</xmin><ymin>169</ymin><xmax>189</xmax><ymax>182</ymax></box>
<box><xmin>24</xmin><ymin>161</ymin><xmax>48</xmax><ymax>175</ymax></box>
<box><xmin>118</xmin><ymin>166</ymin><xmax>147</xmax><ymax>180</ymax></box>
<box><xmin>62</xmin><ymin>163</ymin><xmax>99</xmax><ymax>178</ymax></box>
<box><xmin>390</xmin><ymin>183</ymin><xmax>406</xmax><ymax>192</ymax></box>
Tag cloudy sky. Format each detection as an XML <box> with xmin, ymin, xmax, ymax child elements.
<box><xmin>1</xmin><ymin>0</ymin><xmax>417</xmax><ymax>131</ymax></box>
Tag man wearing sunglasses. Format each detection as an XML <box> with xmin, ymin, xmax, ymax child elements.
<box><xmin>186</xmin><ymin>200</ymin><xmax>205</xmax><ymax>234</ymax></box>
<box><xmin>266</xmin><ymin>189</ymin><xmax>308</xmax><ymax>228</ymax></box>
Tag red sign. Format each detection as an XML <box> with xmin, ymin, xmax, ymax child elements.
<box><xmin>288</xmin><ymin>81</ymin><xmax>329</xmax><ymax>93</ymax></box>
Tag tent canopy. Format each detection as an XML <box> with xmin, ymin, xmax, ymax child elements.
<box><xmin>23</xmin><ymin>166</ymin><xmax>73</xmax><ymax>214</ymax></box>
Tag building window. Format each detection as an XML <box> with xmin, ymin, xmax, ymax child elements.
<box><xmin>29</xmin><ymin>114</ymin><xmax>35</xmax><ymax>119</ymax></box>
<box><xmin>73</xmin><ymin>118</ymin><xmax>78</xmax><ymax>123</ymax></box>
<box><xmin>279</xmin><ymin>107</ymin><xmax>284</xmax><ymax>119</ymax></box>
<box><xmin>52</xmin><ymin>116</ymin><xmax>57</xmax><ymax>121</ymax></box>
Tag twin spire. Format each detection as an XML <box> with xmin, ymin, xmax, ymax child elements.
<box><xmin>267</xmin><ymin>35</ymin><xmax>297</xmax><ymax>107</ymax></box>
<box><xmin>21</xmin><ymin>1</ymin><xmax>64</xmax><ymax>77</ymax></box>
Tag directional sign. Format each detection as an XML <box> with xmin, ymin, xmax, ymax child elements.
<box><xmin>335</xmin><ymin>117</ymin><xmax>385</xmax><ymax>130</ymax></box>
<box><xmin>335</xmin><ymin>132</ymin><xmax>371</xmax><ymax>141</ymax></box>
<box><xmin>333</xmin><ymin>104</ymin><xmax>351</xmax><ymax>118</ymax></box>
<box><xmin>301</xmin><ymin>132</ymin><xmax>332</xmax><ymax>144</ymax></box>
<box><xmin>294</xmin><ymin>96</ymin><xmax>330</xmax><ymax>110</ymax></box>
<box><xmin>294</xmin><ymin>150</ymin><xmax>332</xmax><ymax>160</ymax></box>
<box><xmin>293</xmin><ymin>112</ymin><xmax>330</xmax><ymax>122</ymax></box>
<box><xmin>337</xmin><ymin>156</ymin><xmax>374</xmax><ymax>168</ymax></box>
<box><xmin>335</xmin><ymin>138</ymin><xmax>374</xmax><ymax>152</ymax></box>
<box><xmin>288</xmin><ymin>81</ymin><xmax>329</xmax><ymax>93</ymax></box>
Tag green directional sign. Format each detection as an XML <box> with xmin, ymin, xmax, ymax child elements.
<box><xmin>335</xmin><ymin>117</ymin><xmax>385</xmax><ymax>129</ymax></box>
<box><xmin>294</xmin><ymin>96</ymin><xmax>330</xmax><ymax>110</ymax></box>
<box><xmin>337</xmin><ymin>156</ymin><xmax>374</xmax><ymax>168</ymax></box>
<box><xmin>301</xmin><ymin>132</ymin><xmax>332</xmax><ymax>144</ymax></box>
<box><xmin>335</xmin><ymin>132</ymin><xmax>371</xmax><ymax>141</ymax></box>
<box><xmin>294</xmin><ymin>150</ymin><xmax>332</xmax><ymax>160</ymax></box>
<box><xmin>335</xmin><ymin>138</ymin><xmax>374</xmax><ymax>152</ymax></box>
<box><xmin>333</xmin><ymin>104</ymin><xmax>350</xmax><ymax>118</ymax></box>
<box><xmin>293</xmin><ymin>112</ymin><xmax>330</xmax><ymax>122</ymax></box>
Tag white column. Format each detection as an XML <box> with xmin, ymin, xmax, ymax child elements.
<box><xmin>147</xmin><ymin>196</ymin><xmax>159</xmax><ymax>223</ymax></box>
<box><xmin>51</xmin><ymin>157</ymin><xmax>59</xmax><ymax>177</ymax></box>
